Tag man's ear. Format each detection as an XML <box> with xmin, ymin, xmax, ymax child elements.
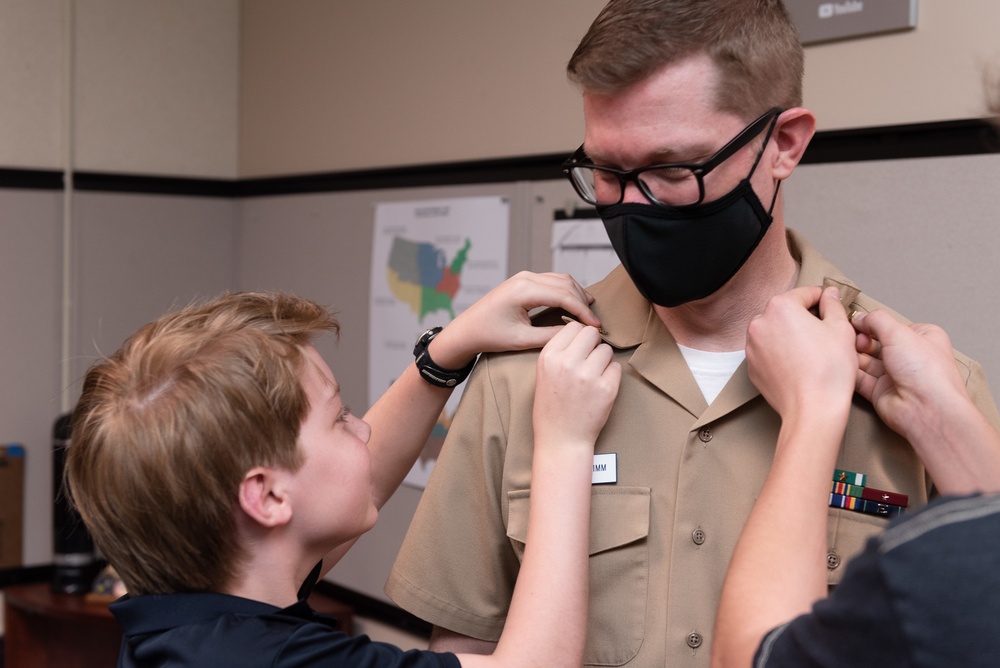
<box><xmin>238</xmin><ymin>467</ymin><xmax>293</xmax><ymax>528</ymax></box>
<box><xmin>770</xmin><ymin>107</ymin><xmax>816</xmax><ymax>180</ymax></box>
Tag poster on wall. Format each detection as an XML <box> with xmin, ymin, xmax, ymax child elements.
<box><xmin>551</xmin><ymin>217</ymin><xmax>620</xmax><ymax>288</ymax></box>
<box><xmin>369</xmin><ymin>196</ymin><xmax>510</xmax><ymax>489</ymax></box>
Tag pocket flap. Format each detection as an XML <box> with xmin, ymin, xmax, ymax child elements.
<box><xmin>507</xmin><ymin>486</ymin><xmax>650</xmax><ymax>556</ymax></box>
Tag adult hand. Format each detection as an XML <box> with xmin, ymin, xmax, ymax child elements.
<box><xmin>853</xmin><ymin>309</ymin><xmax>966</xmax><ymax>440</ymax></box>
<box><xmin>430</xmin><ymin>271</ymin><xmax>600</xmax><ymax>368</ymax></box>
<box><xmin>853</xmin><ymin>309</ymin><xmax>1000</xmax><ymax>494</ymax></box>
<box><xmin>746</xmin><ymin>285</ymin><xmax>856</xmax><ymax>419</ymax></box>
<box><xmin>533</xmin><ymin>321</ymin><xmax>621</xmax><ymax>451</ymax></box>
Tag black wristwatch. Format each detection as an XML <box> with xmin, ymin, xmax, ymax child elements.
<box><xmin>413</xmin><ymin>326</ymin><xmax>477</xmax><ymax>388</ymax></box>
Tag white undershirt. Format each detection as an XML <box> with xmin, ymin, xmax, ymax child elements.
<box><xmin>677</xmin><ymin>344</ymin><xmax>746</xmax><ymax>404</ymax></box>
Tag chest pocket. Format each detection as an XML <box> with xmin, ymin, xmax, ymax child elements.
<box><xmin>507</xmin><ymin>486</ymin><xmax>650</xmax><ymax>666</ymax></box>
<box><xmin>826</xmin><ymin>507</ymin><xmax>892</xmax><ymax>586</ymax></box>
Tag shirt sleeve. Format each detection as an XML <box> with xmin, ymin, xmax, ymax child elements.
<box><xmin>753</xmin><ymin>537</ymin><xmax>906</xmax><ymax>668</ymax></box>
<box><xmin>278</xmin><ymin>623</ymin><xmax>461</xmax><ymax>668</ymax></box>
<box><xmin>385</xmin><ymin>354</ymin><xmax>525</xmax><ymax>641</ymax></box>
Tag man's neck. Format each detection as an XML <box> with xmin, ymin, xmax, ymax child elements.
<box><xmin>655</xmin><ymin>241</ymin><xmax>800</xmax><ymax>351</ymax></box>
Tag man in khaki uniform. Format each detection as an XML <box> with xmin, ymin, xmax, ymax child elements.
<box><xmin>386</xmin><ymin>1</ymin><xmax>1000</xmax><ymax>666</ymax></box>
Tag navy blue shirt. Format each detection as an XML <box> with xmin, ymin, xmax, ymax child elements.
<box><xmin>755</xmin><ymin>494</ymin><xmax>1000</xmax><ymax>668</ymax></box>
<box><xmin>111</xmin><ymin>565</ymin><xmax>461</xmax><ymax>668</ymax></box>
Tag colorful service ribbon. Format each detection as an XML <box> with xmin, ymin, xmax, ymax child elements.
<box><xmin>829</xmin><ymin>469</ymin><xmax>907</xmax><ymax>518</ymax></box>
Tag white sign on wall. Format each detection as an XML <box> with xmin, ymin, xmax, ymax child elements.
<box><xmin>551</xmin><ymin>219</ymin><xmax>620</xmax><ymax>288</ymax></box>
<box><xmin>785</xmin><ymin>0</ymin><xmax>918</xmax><ymax>45</ymax></box>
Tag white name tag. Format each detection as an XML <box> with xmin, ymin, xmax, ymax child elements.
<box><xmin>592</xmin><ymin>453</ymin><xmax>618</xmax><ymax>484</ymax></box>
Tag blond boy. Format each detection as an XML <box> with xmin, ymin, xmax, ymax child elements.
<box><xmin>67</xmin><ymin>274</ymin><xmax>620</xmax><ymax>667</ymax></box>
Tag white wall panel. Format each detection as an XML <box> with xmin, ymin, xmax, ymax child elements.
<box><xmin>0</xmin><ymin>189</ymin><xmax>63</xmax><ymax>565</ymax></box>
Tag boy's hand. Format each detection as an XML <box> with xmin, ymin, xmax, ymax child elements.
<box><xmin>746</xmin><ymin>286</ymin><xmax>856</xmax><ymax>419</ymax></box>
<box><xmin>427</xmin><ymin>272</ymin><xmax>599</xmax><ymax>369</ymax></box>
<box><xmin>533</xmin><ymin>321</ymin><xmax>621</xmax><ymax>450</ymax></box>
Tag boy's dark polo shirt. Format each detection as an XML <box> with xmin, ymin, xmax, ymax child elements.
<box><xmin>110</xmin><ymin>566</ymin><xmax>459</xmax><ymax>668</ymax></box>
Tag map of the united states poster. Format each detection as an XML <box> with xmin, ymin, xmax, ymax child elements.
<box><xmin>369</xmin><ymin>196</ymin><xmax>509</xmax><ymax>488</ymax></box>
<box><xmin>387</xmin><ymin>236</ymin><xmax>471</xmax><ymax>323</ymax></box>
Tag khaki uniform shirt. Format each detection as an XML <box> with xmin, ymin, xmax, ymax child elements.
<box><xmin>386</xmin><ymin>229</ymin><xmax>1000</xmax><ymax>668</ymax></box>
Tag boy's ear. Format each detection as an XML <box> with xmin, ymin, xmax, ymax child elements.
<box><xmin>238</xmin><ymin>467</ymin><xmax>293</xmax><ymax>528</ymax></box>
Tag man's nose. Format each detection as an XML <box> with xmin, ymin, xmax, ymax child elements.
<box><xmin>621</xmin><ymin>179</ymin><xmax>647</xmax><ymax>204</ymax></box>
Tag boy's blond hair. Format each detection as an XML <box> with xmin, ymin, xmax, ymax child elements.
<box><xmin>66</xmin><ymin>292</ymin><xmax>339</xmax><ymax>596</ymax></box>
<box><xmin>567</xmin><ymin>0</ymin><xmax>804</xmax><ymax>120</ymax></box>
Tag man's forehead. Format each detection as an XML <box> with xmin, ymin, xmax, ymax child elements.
<box><xmin>582</xmin><ymin>94</ymin><xmax>750</xmax><ymax>166</ymax></box>
<box><xmin>582</xmin><ymin>116</ymin><xmax>737</xmax><ymax>167</ymax></box>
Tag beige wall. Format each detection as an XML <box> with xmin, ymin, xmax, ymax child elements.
<box><xmin>2</xmin><ymin>1</ymin><xmax>999</xmax><ymax>178</ymax></box>
<box><xmin>72</xmin><ymin>0</ymin><xmax>240</xmax><ymax>178</ymax></box>
<box><xmin>0</xmin><ymin>0</ymin><xmax>65</xmax><ymax>170</ymax></box>
<box><xmin>0</xmin><ymin>0</ymin><xmax>239</xmax><ymax>178</ymax></box>
<box><xmin>238</xmin><ymin>0</ymin><xmax>1000</xmax><ymax>177</ymax></box>
<box><xmin>805</xmin><ymin>0</ymin><xmax>1000</xmax><ymax>129</ymax></box>
<box><xmin>237</xmin><ymin>0</ymin><xmax>607</xmax><ymax>176</ymax></box>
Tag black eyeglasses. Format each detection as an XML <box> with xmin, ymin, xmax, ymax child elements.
<box><xmin>562</xmin><ymin>108</ymin><xmax>782</xmax><ymax>207</ymax></box>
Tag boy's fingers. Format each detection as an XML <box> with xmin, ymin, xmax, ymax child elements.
<box><xmin>779</xmin><ymin>285</ymin><xmax>824</xmax><ymax>311</ymax></box>
<box><xmin>817</xmin><ymin>286</ymin><xmax>847</xmax><ymax>322</ymax></box>
<box><xmin>546</xmin><ymin>319</ymin><xmax>585</xmax><ymax>349</ymax></box>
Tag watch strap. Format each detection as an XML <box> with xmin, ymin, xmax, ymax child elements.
<box><xmin>413</xmin><ymin>326</ymin><xmax>477</xmax><ymax>388</ymax></box>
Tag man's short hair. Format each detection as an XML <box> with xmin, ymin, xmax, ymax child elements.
<box><xmin>567</xmin><ymin>0</ymin><xmax>804</xmax><ymax>119</ymax></box>
<box><xmin>66</xmin><ymin>292</ymin><xmax>339</xmax><ymax>596</ymax></box>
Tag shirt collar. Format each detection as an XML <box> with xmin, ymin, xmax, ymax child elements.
<box><xmin>111</xmin><ymin>560</ymin><xmax>326</xmax><ymax>637</ymax></box>
<box><xmin>296</xmin><ymin>560</ymin><xmax>323</xmax><ymax>601</ymax></box>
<box><xmin>788</xmin><ymin>228</ymin><xmax>857</xmax><ymax>292</ymax></box>
<box><xmin>111</xmin><ymin>590</ymin><xmax>278</xmax><ymax>637</ymax></box>
<box><xmin>580</xmin><ymin>229</ymin><xmax>862</xmax><ymax>419</ymax></box>
<box><xmin>589</xmin><ymin>229</ymin><xmax>860</xmax><ymax>330</ymax></box>
<box><xmin>584</xmin><ymin>264</ymin><xmax>650</xmax><ymax>350</ymax></box>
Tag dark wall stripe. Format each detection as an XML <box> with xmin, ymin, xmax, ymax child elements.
<box><xmin>2</xmin><ymin>119</ymin><xmax>997</xmax><ymax>199</ymax></box>
<box><xmin>801</xmin><ymin>118</ymin><xmax>1000</xmax><ymax>164</ymax></box>
<box><xmin>236</xmin><ymin>153</ymin><xmax>566</xmax><ymax>198</ymax></box>
<box><xmin>0</xmin><ymin>168</ymin><xmax>64</xmax><ymax>190</ymax></box>
<box><xmin>74</xmin><ymin>171</ymin><xmax>241</xmax><ymax>198</ymax></box>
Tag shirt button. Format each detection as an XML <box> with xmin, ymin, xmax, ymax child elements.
<box><xmin>698</xmin><ymin>428</ymin><xmax>713</xmax><ymax>443</ymax></box>
<box><xmin>686</xmin><ymin>632</ymin><xmax>703</xmax><ymax>649</ymax></box>
<box><xmin>692</xmin><ymin>527</ymin><xmax>706</xmax><ymax>545</ymax></box>
<box><xmin>827</xmin><ymin>551</ymin><xmax>841</xmax><ymax>570</ymax></box>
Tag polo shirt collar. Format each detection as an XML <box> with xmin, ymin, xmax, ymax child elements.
<box><xmin>111</xmin><ymin>590</ymin><xmax>279</xmax><ymax>637</ymax></box>
<box><xmin>111</xmin><ymin>560</ymin><xmax>325</xmax><ymax>637</ymax></box>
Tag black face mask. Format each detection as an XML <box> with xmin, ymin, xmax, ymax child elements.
<box><xmin>597</xmin><ymin>175</ymin><xmax>779</xmax><ymax>308</ymax></box>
